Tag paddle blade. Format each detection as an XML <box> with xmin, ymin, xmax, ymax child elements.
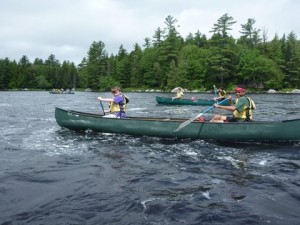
<box><xmin>174</xmin><ymin>98</ymin><xmax>228</xmax><ymax>132</ymax></box>
<box><xmin>174</xmin><ymin>113</ymin><xmax>203</xmax><ymax>132</ymax></box>
<box><xmin>213</xmin><ymin>85</ymin><xmax>217</xmax><ymax>97</ymax></box>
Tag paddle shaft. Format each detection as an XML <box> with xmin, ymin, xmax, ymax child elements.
<box><xmin>213</xmin><ymin>85</ymin><xmax>217</xmax><ymax>98</ymax></box>
<box><xmin>99</xmin><ymin>101</ymin><xmax>106</xmax><ymax>115</ymax></box>
<box><xmin>174</xmin><ymin>98</ymin><xmax>229</xmax><ymax>132</ymax></box>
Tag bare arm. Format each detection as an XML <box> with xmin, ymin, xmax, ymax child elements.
<box><xmin>97</xmin><ymin>97</ymin><xmax>114</xmax><ymax>102</ymax></box>
<box><xmin>214</xmin><ymin>95</ymin><xmax>236</xmax><ymax>111</ymax></box>
<box><xmin>214</xmin><ymin>104</ymin><xmax>236</xmax><ymax>112</ymax></box>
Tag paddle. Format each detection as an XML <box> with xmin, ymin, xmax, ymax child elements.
<box><xmin>174</xmin><ymin>98</ymin><xmax>229</xmax><ymax>132</ymax></box>
<box><xmin>99</xmin><ymin>100</ymin><xmax>106</xmax><ymax>116</ymax></box>
<box><xmin>213</xmin><ymin>85</ymin><xmax>217</xmax><ymax>99</ymax></box>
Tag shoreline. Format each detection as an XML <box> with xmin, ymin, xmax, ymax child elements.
<box><xmin>1</xmin><ymin>89</ymin><xmax>300</xmax><ymax>94</ymax></box>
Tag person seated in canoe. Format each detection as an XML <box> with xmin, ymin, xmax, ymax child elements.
<box><xmin>214</xmin><ymin>86</ymin><xmax>226</xmax><ymax>101</ymax></box>
<box><xmin>97</xmin><ymin>86</ymin><xmax>128</xmax><ymax>119</ymax></box>
<box><xmin>172</xmin><ymin>87</ymin><xmax>184</xmax><ymax>100</ymax></box>
<box><xmin>210</xmin><ymin>85</ymin><xmax>256</xmax><ymax>122</ymax></box>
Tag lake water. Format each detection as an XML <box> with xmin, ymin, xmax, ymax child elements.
<box><xmin>1</xmin><ymin>91</ymin><xmax>300</xmax><ymax>225</ymax></box>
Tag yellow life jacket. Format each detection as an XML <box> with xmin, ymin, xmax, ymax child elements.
<box><xmin>233</xmin><ymin>97</ymin><xmax>256</xmax><ymax>121</ymax></box>
<box><xmin>218</xmin><ymin>90</ymin><xmax>226</xmax><ymax>98</ymax></box>
<box><xmin>109</xmin><ymin>95</ymin><xmax>128</xmax><ymax>113</ymax></box>
<box><xmin>176</xmin><ymin>91</ymin><xmax>184</xmax><ymax>99</ymax></box>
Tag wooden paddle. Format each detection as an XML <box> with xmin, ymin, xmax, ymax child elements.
<box><xmin>174</xmin><ymin>98</ymin><xmax>229</xmax><ymax>132</ymax></box>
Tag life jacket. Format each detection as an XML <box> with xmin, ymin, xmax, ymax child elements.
<box><xmin>176</xmin><ymin>91</ymin><xmax>184</xmax><ymax>99</ymax></box>
<box><xmin>218</xmin><ymin>90</ymin><xmax>226</xmax><ymax>98</ymax></box>
<box><xmin>109</xmin><ymin>95</ymin><xmax>129</xmax><ymax>113</ymax></box>
<box><xmin>233</xmin><ymin>96</ymin><xmax>256</xmax><ymax>121</ymax></box>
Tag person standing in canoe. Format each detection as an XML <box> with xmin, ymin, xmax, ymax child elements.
<box><xmin>97</xmin><ymin>86</ymin><xmax>128</xmax><ymax>119</ymax></box>
<box><xmin>210</xmin><ymin>86</ymin><xmax>256</xmax><ymax>122</ymax></box>
<box><xmin>214</xmin><ymin>86</ymin><xmax>227</xmax><ymax>101</ymax></box>
<box><xmin>172</xmin><ymin>87</ymin><xmax>184</xmax><ymax>100</ymax></box>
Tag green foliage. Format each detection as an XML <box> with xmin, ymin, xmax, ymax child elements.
<box><xmin>239</xmin><ymin>18</ymin><xmax>261</xmax><ymax>48</ymax></box>
<box><xmin>210</xmin><ymin>13</ymin><xmax>236</xmax><ymax>38</ymax></box>
<box><xmin>177</xmin><ymin>45</ymin><xmax>207</xmax><ymax>89</ymax></box>
<box><xmin>237</xmin><ymin>48</ymin><xmax>284</xmax><ymax>89</ymax></box>
<box><xmin>35</xmin><ymin>75</ymin><xmax>52</xmax><ymax>89</ymax></box>
<box><xmin>129</xmin><ymin>43</ymin><xmax>143</xmax><ymax>87</ymax></box>
<box><xmin>85</xmin><ymin>41</ymin><xmax>108</xmax><ymax>90</ymax></box>
<box><xmin>0</xmin><ymin>14</ymin><xmax>300</xmax><ymax>91</ymax></box>
<box><xmin>99</xmin><ymin>76</ymin><xmax>119</xmax><ymax>91</ymax></box>
<box><xmin>0</xmin><ymin>58</ymin><xmax>14</xmax><ymax>89</ymax></box>
<box><xmin>140</xmin><ymin>47</ymin><xmax>160</xmax><ymax>87</ymax></box>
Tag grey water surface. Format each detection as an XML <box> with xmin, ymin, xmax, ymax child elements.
<box><xmin>0</xmin><ymin>91</ymin><xmax>300</xmax><ymax>225</ymax></box>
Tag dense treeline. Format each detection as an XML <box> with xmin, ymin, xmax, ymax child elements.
<box><xmin>1</xmin><ymin>14</ymin><xmax>299</xmax><ymax>91</ymax></box>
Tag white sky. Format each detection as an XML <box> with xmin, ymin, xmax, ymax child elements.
<box><xmin>1</xmin><ymin>0</ymin><xmax>299</xmax><ymax>65</ymax></box>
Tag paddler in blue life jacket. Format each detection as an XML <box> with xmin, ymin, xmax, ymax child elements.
<box><xmin>210</xmin><ymin>85</ymin><xmax>256</xmax><ymax>122</ymax></box>
<box><xmin>97</xmin><ymin>86</ymin><xmax>127</xmax><ymax>119</ymax></box>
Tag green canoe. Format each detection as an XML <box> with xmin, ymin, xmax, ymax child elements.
<box><xmin>156</xmin><ymin>96</ymin><xmax>230</xmax><ymax>106</ymax></box>
<box><xmin>49</xmin><ymin>90</ymin><xmax>75</xmax><ymax>94</ymax></box>
<box><xmin>55</xmin><ymin>107</ymin><xmax>300</xmax><ymax>143</ymax></box>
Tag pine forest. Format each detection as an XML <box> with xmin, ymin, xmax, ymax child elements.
<box><xmin>1</xmin><ymin>14</ymin><xmax>299</xmax><ymax>92</ymax></box>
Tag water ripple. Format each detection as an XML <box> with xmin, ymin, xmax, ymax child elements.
<box><xmin>1</xmin><ymin>91</ymin><xmax>300</xmax><ymax>225</ymax></box>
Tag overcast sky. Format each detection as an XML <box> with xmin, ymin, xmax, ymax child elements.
<box><xmin>1</xmin><ymin>0</ymin><xmax>299</xmax><ymax>65</ymax></box>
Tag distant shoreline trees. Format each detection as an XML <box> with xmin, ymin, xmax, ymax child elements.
<box><xmin>0</xmin><ymin>14</ymin><xmax>299</xmax><ymax>91</ymax></box>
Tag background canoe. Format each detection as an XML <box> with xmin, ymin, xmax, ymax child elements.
<box><xmin>156</xmin><ymin>96</ymin><xmax>229</xmax><ymax>106</ymax></box>
<box><xmin>49</xmin><ymin>90</ymin><xmax>75</xmax><ymax>94</ymax></box>
<box><xmin>55</xmin><ymin>107</ymin><xmax>300</xmax><ymax>143</ymax></box>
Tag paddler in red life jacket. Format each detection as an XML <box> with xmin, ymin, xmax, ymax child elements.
<box><xmin>210</xmin><ymin>85</ymin><xmax>256</xmax><ymax>122</ymax></box>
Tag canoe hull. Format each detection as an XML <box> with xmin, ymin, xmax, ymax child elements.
<box><xmin>55</xmin><ymin>108</ymin><xmax>300</xmax><ymax>143</ymax></box>
<box><xmin>156</xmin><ymin>96</ymin><xmax>229</xmax><ymax>106</ymax></box>
<box><xmin>49</xmin><ymin>91</ymin><xmax>75</xmax><ymax>94</ymax></box>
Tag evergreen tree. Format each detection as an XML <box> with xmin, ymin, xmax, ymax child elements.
<box><xmin>194</xmin><ymin>31</ymin><xmax>207</xmax><ymax>48</ymax></box>
<box><xmin>177</xmin><ymin>44</ymin><xmax>207</xmax><ymax>90</ymax></box>
<box><xmin>60</xmin><ymin>61</ymin><xmax>77</xmax><ymax>89</ymax></box>
<box><xmin>114</xmin><ymin>45</ymin><xmax>130</xmax><ymax>88</ymax></box>
<box><xmin>129</xmin><ymin>43</ymin><xmax>143</xmax><ymax>87</ymax></box>
<box><xmin>239</xmin><ymin>18</ymin><xmax>261</xmax><ymax>48</ymax></box>
<box><xmin>16</xmin><ymin>55</ymin><xmax>34</xmax><ymax>88</ymax></box>
<box><xmin>158</xmin><ymin>15</ymin><xmax>183</xmax><ymax>89</ymax></box>
<box><xmin>237</xmin><ymin>48</ymin><xmax>284</xmax><ymax>89</ymax></box>
<box><xmin>45</xmin><ymin>54</ymin><xmax>61</xmax><ymax>88</ymax></box>
<box><xmin>140</xmin><ymin>47</ymin><xmax>160</xmax><ymax>87</ymax></box>
<box><xmin>86</xmin><ymin>41</ymin><xmax>108</xmax><ymax>90</ymax></box>
<box><xmin>1</xmin><ymin>13</ymin><xmax>300</xmax><ymax>91</ymax></box>
<box><xmin>143</xmin><ymin>37</ymin><xmax>151</xmax><ymax>48</ymax></box>
<box><xmin>32</xmin><ymin>58</ymin><xmax>51</xmax><ymax>89</ymax></box>
<box><xmin>0</xmin><ymin>58</ymin><xmax>13</xmax><ymax>89</ymax></box>
<box><xmin>282</xmin><ymin>32</ymin><xmax>300</xmax><ymax>87</ymax></box>
<box><xmin>152</xmin><ymin>27</ymin><xmax>164</xmax><ymax>47</ymax></box>
<box><xmin>210</xmin><ymin>13</ymin><xmax>236</xmax><ymax>38</ymax></box>
<box><xmin>77</xmin><ymin>57</ymin><xmax>89</xmax><ymax>88</ymax></box>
